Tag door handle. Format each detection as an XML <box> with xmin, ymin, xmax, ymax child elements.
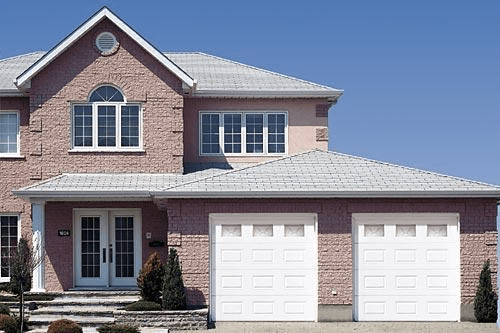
<box><xmin>103</xmin><ymin>248</ymin><xmax>106</xmax><ymax>263</ymax></box>
<box><xmin>109</xmin><ymin>244</ymin><xmax>113</xmax><ymax>263</ymax></box>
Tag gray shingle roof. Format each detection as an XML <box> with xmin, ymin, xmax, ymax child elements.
<box><xmin>0</xmin><ymin>52</ymin><xmax>45</xmax><ymax>93</ymax></box>
<box><xmin>14</xmin><ymin>150</ymin><xmax>500</xmax><ymax>199</ymax></box>
<box><xmin>0</xmin><ymin>51</ymin><xmax>341</xmax><ymax>98</ymax></box>
<box><xmin>153</xmin><ymin>150</ymin><xmax>500</xmax><ymax>197</ymax></box>
<box><xmin>165</xmin><ymin>52</ymin><xmax>342</xmax><ymax>97</ymax></box>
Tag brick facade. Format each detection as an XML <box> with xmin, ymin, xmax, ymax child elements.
<box><xmin>158</xmin><ymin>198</ymin><xmax>497</xmax><ymax>306</ymax></box>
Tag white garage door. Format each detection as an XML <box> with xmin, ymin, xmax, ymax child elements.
<box><xmin>353</xmin><ymin>213</ymin><xmax>460</xmax><ymax>321</ymax></box>
<box><xmin>210</xmin><ymin>213</ymin><xmax>317</xmax><ymax>321</ymax></box>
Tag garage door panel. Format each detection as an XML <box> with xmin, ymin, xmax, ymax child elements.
<box><xmin>359</xmin><ymin>295</ymin><xmax>458</xmax><ymax>321</ymax></box>
<box><xmin>215</xmin><ymin>295</ymin><xmax>316</xmax><ymax>321</ymax></box>
<box><xmin>211</xmin><ymin>214</ymin><xmax>317</xmax><ymax>321</ymax></box>
<box><xmin>353</xmin><ymin>213</ymin><xmax>460</xmax><ymax>321</ymax></box>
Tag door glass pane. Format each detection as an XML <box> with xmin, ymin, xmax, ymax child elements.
<box><xmin>396</xmin><ymin>225</ymin><xmax>416</xmax><ymax>237</ymax></box>
<box><xmin>81</xmin><ymin>217</ymin><xmax>100</xmax><ymax>278</ymax></box>
<box><xmin>115</xmin><ymin>217</ymin><xmax>134</xmax><ymax>278</ymax></box>
<box><xmin>98</xmin><ymin>106</ymin><xmax>116</xmax><ymax>147</ymax></box>
<box><xmin>364</xmin><ymin>225</ymin><xmax>384</xmax><ymax>237</ymax></box>
<box><xmin>427</xmin><ymin>225</ymin><xmax>447</xmax><ymax>237</ymax></box>
<box><xmin>253</xmin><ymin>225</ymin><xmax>273</xmax><ymax>237</ymax></box>
<box><xmin>246</xmin><ymin>114</ymin><xmax>263</xmax><ymax>153</ymax></box>
<box><xmin>0</xmin><ymin>216</ymin><xmax>17</xmax><ymax>277</ymax></box>
<box><xmin>221</xmin><ymin>225</ymin><xmax>241</xmax><ymax>237</ymax></box>
<box><xmin>284</xmin><ymin>224</ymin><xmax>305</xmax><ymax>237</ymax></box>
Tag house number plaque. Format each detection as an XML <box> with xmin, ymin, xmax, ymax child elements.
<box><xmin>58</xmin><ymin>230</ymin><xmax>71</xmax><ymax>237</ymax></box>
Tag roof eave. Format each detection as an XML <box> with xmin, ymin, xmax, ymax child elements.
<box><xmin>151</xmin><ymin>190</ymin><xmax>500</xmax><ymax>199</ymax></box>
<box><xmin>12</xmin><ymin>190</ymin><xmax>152</xmax><ymax>202</ymax></box>
<box><xmin>14</xmin><ymin>7</ymin><xmax>195</xmax><ymax>90</ymax></box>
<box><xmin>192</xmin><ymin>90</ymin><xmax>343</xmax><ymax>99</ymax></box>
<box><xmin>0</xmin><ymin>89</ymin><xmax>25</xmax><ymax>97</ymax></box>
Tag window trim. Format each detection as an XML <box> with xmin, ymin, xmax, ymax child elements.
<box><xmin>199</xmin><ymin>110</ymin><xmax>288</xmax><ymax>156</ymax></box>
<box><xmin>70</xmin><ymin>86</ymin><xmax>143</xmax><ymax>152</ymax></box>
<box><xmin>0</xmin><ymin>214</ymin><xmax>21</xmax><ymax>282</ymax></box>
<box><xmin>0</xmin><ymin>110</ymin><xmax>21</xmax><ymax>158</ymax></box>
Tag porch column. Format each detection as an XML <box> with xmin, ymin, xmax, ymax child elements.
<box><xmin>31</xmin><ymin>201</ymin><xmax>45</xmax><ymax>292</ymax></box>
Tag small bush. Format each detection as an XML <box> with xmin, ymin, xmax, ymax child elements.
<box><xmin>47</xmin><ymin>319</ymin><xmax>83</xmax><ymax>333</ymax></box>
<box><xmin>97</xmin><ymin>323</ymin><xmax>140</xmax><ymax>333</ymax></box>
<box><xmin>0</xmin><ymin>314</ymin><xmax>17</xmax><ymax>333</ymax></box>
<box><xmin>0</xmin><ymin>303</ymin><xmax>10</xmax><ymax>315</ymax></box>
<box><xmin>137</xmin><ymin>252</ymin><xmax>164</xmax><ymax>304</ymax></box>
<box><xmin>474</xmin><ymin>260</ymin><xmax>498</xmax><ymax>323</ymax></box>
<box><xmin>163</xmin><ymin>248</ymin><xmax>187</xmax><ymax>310</ymax></box>
<box><xmin>125</xmin><ymin>300</ymin><xmax>162</xmax><ymax>311</ymax></box>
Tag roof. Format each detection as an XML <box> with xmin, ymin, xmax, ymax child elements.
<box><xmin>0</xmin><ymin>52</ymin><xmax>45</xmax><ymax>95</ymax></box>
<box><xmin>165</xmin><ymin>52</ymin><xmax>342</xmax><ymax>98</ymax></box>
<box><xmin>14</xmin><ymin>150</ymin><xmax>500</xmax><ymax>200</ymax></box>
<box><xmin>0</xmin><ymin>7</ymin><xmax>342</xmax><ymax>99</ymax></box>
<box><xmin>14</xmin><ymin>7</ymin><xmax>195</xmax><ymax>91</ymax></box>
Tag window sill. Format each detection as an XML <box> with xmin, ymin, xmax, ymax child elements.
<box><xmin>69</xmin><ymin>149</ymin><xmax>145</xmax><ymax>153</ymax></box>
<box><xmin>0</xmin><ymin>155</ymin><xmax>25</xmax><ymax>160</ymax></box>
<box><xmin>200</xmin><ymin>153</ymin><xmax>287</xmax><ymax>157</ymax></box>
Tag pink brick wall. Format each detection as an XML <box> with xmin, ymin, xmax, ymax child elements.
<box><xmin>159</xmin><ymin>198</ymin><xmax>497</xmax><ymax>306</ymax></box>
<box><xmin>29</xmin><ymin>18</ymin><xmax>185</xmax><ymax>179</ymax></box>
<box><xmin>0</xmin><ymin>97</ymin><xmax>34</xmax><ymax>240</ymax></box>
<box><xmin>44</xmin><ymin>201</ymin><xmax>166</xmax><ymax>291</ymax></box>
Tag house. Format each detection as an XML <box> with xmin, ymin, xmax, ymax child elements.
<box><xmin>0</xmin><ymin>6</ymin><xmax>498</xmax><ymax>323</ymax></box>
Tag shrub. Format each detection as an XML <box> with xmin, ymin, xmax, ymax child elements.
<box><xmin>163</xmin><ymin>248</ymin><xmax>187</xmax><ymax>310</ymax></box>
<box><xmin>47</xmin><ymin>319</ymin><xmax>83</xmax><ymax>333</ymax></box>
<box><xmin>13</xmin><ymin>315</ymin><xmax>29</xmax><ymax>332</ymax></box>
<box><xmin>0</xmin><ymin>314</ymin><xmax>17</xmax><ymax>333</ymax></box>
<box><xmin>0</xmin><ymin>303</ymin><xmax>10</xmax><ymax>315</ymax></box>
<box><xmin>137</xmin><ymin>252</ymin><xmax>164</xmax><ymax>304</ymax></box>
<box><xmin>125</xmin><ymin>300</ymin><xmax>162</xmax><ymax>311</ymax></box>
<box><xmin>474</xmin><ymin>260</ymin><xmax>498</xmax><ymax>322</ymax></box>
<box><xmin>97</xmin><ymin>323</ymin><xmax>140</xmax><ymax>333</ymax></box>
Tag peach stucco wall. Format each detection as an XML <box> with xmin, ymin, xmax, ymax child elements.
<box><xmin>183</xmin><ymin>98</ymin><xmax>329</xmax><ymax>164</ymax></box>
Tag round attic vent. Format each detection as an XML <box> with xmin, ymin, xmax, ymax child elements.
<box><xmin>96</xmin><ymin>32</ymin><xmax>118</xmax><ymax>55</ymax></box>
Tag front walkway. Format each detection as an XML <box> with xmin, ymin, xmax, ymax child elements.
<box><xmin>169</xmin><ymin>322</ymin><xmax>499</xmax><ymax>333</ymax></box>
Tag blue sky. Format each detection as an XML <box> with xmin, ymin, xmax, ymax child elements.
<box><xmin>1</xmin><ymin>0</ymin><xmax>499</xmax><ymax>184</ymax></box>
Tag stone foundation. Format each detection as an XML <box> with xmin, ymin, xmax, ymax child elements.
<box><xmin>114</xmin><ymin>308</ymin><xmax>208</xmax><ymax>330</ymax></box>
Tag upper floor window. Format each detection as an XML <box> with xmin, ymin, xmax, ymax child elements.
<box><xmin>0</xmin><ymin>111</ymin><xmax>20</xmax><ymax>157</ymax></box>
<box><xmin>72</xmin><ymin>86</ymin><xmax>142</xmax><ymax>151</ymax></box>
<box><xmin>200</xmin><ymin>111</ymin><xmax>287</xmax><ymax>155</ymax></box>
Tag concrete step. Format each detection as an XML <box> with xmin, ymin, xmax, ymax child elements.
<box><xmin>31</xmin><ymin>305</ymin><xmax>116</xmax><ymax>317</ymax></box>
<box><xmin>29</xmin><ymin>314</ymin><xmax>115</xmax><ymax>328</ymax></box>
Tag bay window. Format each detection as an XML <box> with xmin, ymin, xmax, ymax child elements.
<box><xmin>200</xmin><ymin>111</ymin><xmax>287</xmax><ymax>155</ymax></box>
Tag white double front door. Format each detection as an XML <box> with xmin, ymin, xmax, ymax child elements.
<box><xmin>74</xmin><ymin>209</ymin><xmax>142</xmax><ymax>287</ymax></box>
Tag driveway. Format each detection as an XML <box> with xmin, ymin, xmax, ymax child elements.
<box><xmin>169</xmin><ymin>322</ymin><xmax>499</xmax><ymax>333</ymax></box>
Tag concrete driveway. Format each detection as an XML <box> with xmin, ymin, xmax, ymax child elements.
<box><xmin>169</xmin><ymin>322</ymin><xmax>499</xmax><ymax>333</ymax></box>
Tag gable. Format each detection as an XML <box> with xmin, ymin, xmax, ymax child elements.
<box><xmin>15</xmin><ymin>7</ymin><xmax>194</xmax><ymax>91</ymax></box>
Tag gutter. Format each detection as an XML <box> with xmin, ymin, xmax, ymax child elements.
<box><xmin>151</xmin><ymin>190</ymin><xmax>500</xmax><ymax>199</ymax></box>
<box><xmin>191</xmin><ymin>90</ymin><xmax>343</xmax><ymax>99</ymax></box>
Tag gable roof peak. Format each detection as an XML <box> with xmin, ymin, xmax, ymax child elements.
<box><xmin>14</xmin><ymin>7</ymin><xmax>195</xmax><ymax>91</ymax></box>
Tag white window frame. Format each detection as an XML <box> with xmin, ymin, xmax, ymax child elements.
<box><xmin>0</xmin><ymin>110</ymin><xmax>20</xmax><ymax>158</ymax></box>
<box><xmin>199</xmin><ymin>111</ymin><xmax>288</xmax><ymax>156</ymax></box>
<box><xmin>70</xmin><ymin>102</ymin><xmax>143</xmax><ymax>152</ymax></box>
<box><xmin>0</xmin><ymin>214</ymin><xmax>21</xmax><ymax>282</ymax></box>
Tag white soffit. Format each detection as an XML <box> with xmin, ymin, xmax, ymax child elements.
<box><xmin>14</xmin><ymin>7</ymin><xmax>195</xmax><ymax>90</ymax></box>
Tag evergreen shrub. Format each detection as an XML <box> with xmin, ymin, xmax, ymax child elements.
<box><xmin>125</xmin><ymin>300</ymin><xmax>162</xmax><ymax>311</ymax></box>
<box><xmin>163</xmin><ymin>248</ymin><xmax>187</xmax><ymax>310</ymax></box>
<box><xmin>137</xmin><ymin>252</ymin><xmax>164</xmax><ymax>304</ymax></box>
<box><xmin>97</xmin><ymin>323</ymin><xmax>140</xmax><ymax>333</ymax></box>
<box><xmin>474</xmin><ymin>260</ymin><xmax>498</xmax><ymax>322</ymax></box>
